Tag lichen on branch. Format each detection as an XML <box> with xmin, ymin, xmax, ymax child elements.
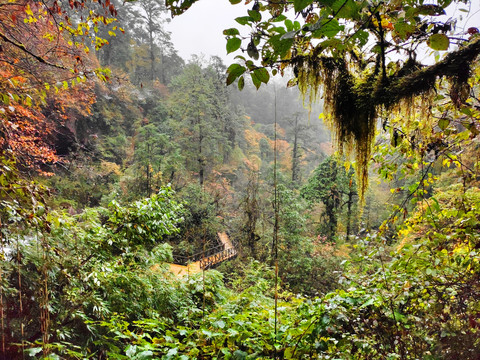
<box><xmin>294</xmin><ymin>37</ymin><xmax>480</xmax><ymax>200</ymax></box>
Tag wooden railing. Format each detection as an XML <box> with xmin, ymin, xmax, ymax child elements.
<box><xmin>172</xmin><ymin>234</ymin><xmax>237</xmax><ymax>270</ymax></box>
<box><xmin>200</xmin><ymin>246</ymin><xmax>237</xmax><ymax>269</ymax></box>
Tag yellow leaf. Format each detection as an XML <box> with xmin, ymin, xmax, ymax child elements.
<box><xmin>25</xmin><ymin>4</ymin><xmax>33</xmax><ymax>16</ymax></box>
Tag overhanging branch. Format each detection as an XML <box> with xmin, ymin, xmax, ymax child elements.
<box><xmin>382</xmin><ymin>37</ymin><xmax>480</xmax><ymax>105</ymax></box>
<box><xmin>0</xmin><ymin>31</ymin><xmax>68</xmax><ymax>71</ymax></box>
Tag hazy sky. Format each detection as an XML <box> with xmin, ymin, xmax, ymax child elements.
<box><xmin>167</xmin><ymin>0</ymin><xmax>480</xmax><ymax>63</ymax></box>
<box><xmin>167</xmin><ymin>0</ymin><xmax>248</xmax><ymax>63</ymax></box>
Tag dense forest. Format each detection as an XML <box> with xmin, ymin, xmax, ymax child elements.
<box><xmin>1</xmin><ymin>0</ymin><xmax>479</xmax><ymax>358</ymax></box>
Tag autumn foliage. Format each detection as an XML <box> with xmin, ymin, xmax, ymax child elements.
<box><xmin>0</xmin><ymin>0</ymin><xmax>113</xmax><ymax>173</ymax></box>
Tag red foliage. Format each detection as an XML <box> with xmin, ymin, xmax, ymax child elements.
<box><xmin>0</xmin><ymin>0</ymin><xmax>101</xmax><ymax>173</ymax></box>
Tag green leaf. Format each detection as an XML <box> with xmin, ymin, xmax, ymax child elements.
<box><xmin>272</xmin><ymin>14</ymin><xmax>287</xmax><ymax>22</ymax></box>
<box><xmin>285</xmin><ymin>19</ymin><xmax>294</xmax><ymax>32</ymax></box>
<box><xmin>394</xmin><ymin>22</ymin><xmax>417</xmax><ymax>40</ymax></box>
<box><xmin>332</xmin><ymin>0</ymin><xmax>358</xmax><ymax>20</ymax></box>
<box><xmin>250</xmin><ymin>71</ymin><xmax>261</xmax><ymax>89</ymax></box>
<box><xmin>226</xmin><ymin>37</ymin><xmax>242</xmax><ymax>54</ymax></box>
<box><xmin>438</xmin><ymin>118</ymin><xmax>450</xmax><ymax>130</ymax></box>
<box><xmin>24</xmin><ymin>95</ymin><xmax>32</xmax><ymax>107</ymax></box>
<box><xmin>238</xmin><ymin>76</ymin><xmax>245</xmax><ymax>90</ymax></box>
<box><xmin>166</xmin><ymin>348</ymin><xmax>178</xmax><ymax>357</ymax></box>
<box><xmin>26</xmin><ymin>348</ymin><xmax>43</xmax><ymax>356</ymax></box>
<box><xmin>360</xmin><ymin>297</ymin><xmax>374</xmax><ymax>308</ymax></box>
<box><xmin>284</xmin><ymin>347</ymin><xmax>295</xmax><ymax>359</ymax></box>
<box><xmin>223</xmin><ymin>28</ymin><xmax>240</xmax><ymax>36</ymax></box>
<box><xmin>247</xmin><ymin>41</ymin><xmax>259</xmax><ymax>60</ymax></box>
<box><xmin>318</xmin><ymin>0</ymin><xmax>336</xmax><ymax>6</ymax></box>
<box><xmin>232</xmin><ymin>350</ymin><xmax>248</xmax><ymax>360</ymax></box>
<box><xmin>230</xmin><ymin>0</ymin><xmax>242</xmax><ymax>3</ymax></box>
<box><xmin>311</xmin><ymin>18</ymin><xmax>343</xmax><ymax>38</ymax></box>
<box><xmin>235</xmin><ymin>16</ymin><xmax>252</xmax><ymax>25</ymax></box>
<box><xmin>214</xmin><ymin>319</ymin><xmax>226</xmax><ymax>329</ymax></box>
<box><xmin>44</xmin><ymin>355</ymin><xmax>60</xmax><ymax>360</ymax></box>
<box><xmin>248</xmin><ymin>9</ymin><xmax>261</xmax><ymax>22</ymax></box>
<box><xmin>126</xmin><ymin>345</ymin><xmax>137</xmax><ymax>358</ymax></box>
<box><xmin>427</xmin><ymin>34</ymin><xmax>449</xmax><ymax>51</ymax></box>
<box><xmin>137</xmin><ymin>350</ymin><xmax>154</xmax><ymax>359</ymax></box>
<box><xmin>294</xmin><ymin>0</ymin><xmax>312</xmax><ymax>13</ymax></box>
<box><xmin>227</xmin><ymin>64</ymin><xmax>246</xmax><ymax>85</ymax></box>
<box><xmin>254</xmin><ymin>68</ymin><xmax>270</xmax><ymax>84</ymax></box>
<box><xmin>269</xmin><ymin>35</ymin><xmax>293</xmax><ymax>58</ymax></box>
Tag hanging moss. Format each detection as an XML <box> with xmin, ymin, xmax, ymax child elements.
<box><xmin>295</xmin><ymin>55</ymin><xmax>377</xmax><ymax>199</ymax></box>
<box><xmin>292</xmin><ymin>37</ymin><xmax>480</xmax><ymax>201</ymax></box>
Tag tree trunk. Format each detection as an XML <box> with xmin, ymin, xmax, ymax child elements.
<box><xmin>149</xmin><ymin>22</ymin><xmax>156</xmax><ymax>82</ymax></box>
<box><xmin>292</xmin><ymin>115</ymin><xmax>299</xmax><ymax>184</ymax></box>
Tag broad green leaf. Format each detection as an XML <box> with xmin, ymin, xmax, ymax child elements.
<box><xmin>294</xmin><ymin>0</ymin><xmax>313</xmax><ymax>13</ymax></box>
<box><xmin>230</xmin><ymin>0</ymin><xmax>242</xmax><ymax>3</ymax></box>
<box><xmin>272</xmin><ymin>14</ymin><xmax>287</xmax><ymax>22</ymax></box>
<box><xmin>223</xmin><ymin>28</ymin><xmax>240</xmax><ymax>36</ymax></box>
<box><xmin>235</xmin><ymin>16</ymin><xmax>252</xmax><ymax>25</ymax></box>
<box><xmin>254</xmin><ymin>68</ymin><xmax>270</xmax><ymax>84</ymax></box>
<box><xmin>250</xmin><ymin>71</ymin><xmax>261</xmax><ymax>89</ymax></box>
<box><xmin>43</xmin><ymin>355</ymin><xmax>60</xmax><ymax>360</ymax></box>
<box><xmin>166</xmin><ymin>348</ymin><xmax>178</xmax><ymax>358</ymax></box>
<box><xmin>285</xmin><ymin>19</ymin><xmax>294</xmax><ymax>32</ymax></box>
<box><xmin>226</xmin><ymin>37</ymin><xmax>242</xmax><ymax>54</ymax></box>
<box><xmin>227</xmin><ymin>64</ymin><xmax>246</xmax><ymax>85</ymax></box>
<box><xmin>394</xmin><ymin>22</ymin><xmax>417</xmax><ymax>40</ymax></box>
<box><xmin>226</xmin><ymin>64</ymin><xmax>246</xmax><ymax>85</ymax></box>
<box><xmin>24</xmin><ymin>95</ymin><xmax>32</xmax><ymax>107</ymax></box>
<box><xmin>312</xmin><ymin>18</ymin><xmax>343</xmax><ymax>38</ymax></box>
<box><xmin>439</xmin><ymin>0</ymin><xmax>453</xmax><ymax>7</ymax></box>
<box><xmin>248</xmin><ymin>9</ymin><xmax>261</xmax><ymax>22</ymax></box>
<box><xmin>332</xmin><ymin>0</ymin><xmax>359</xmax><ymax>20</ymax></box>
<box><xmin>318</xmin><ymin>0</ymin><xmax>336</xmax><ymax>6</ymax></box>
<box><xmin>438</xmin><ymin>118</ymin><xmax>450</xmax><ymax>130</ymax></box>
<box><xmin>269</xmin><ymin>35</ymin><xmax>293</xmax><ymax>58</ymax></box>
<box><xmin>427</xmin><ymin>34</ymin><xmax>449</xmax><ymax>51</ymax></box>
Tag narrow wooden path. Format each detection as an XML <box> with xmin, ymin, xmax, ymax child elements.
<box><xmin>168</xmin><ymin>232</ymin><xmax>237</xmax><ymax>277</ymax></box>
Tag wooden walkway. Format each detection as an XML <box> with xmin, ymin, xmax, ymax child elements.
<box><xmin>168</xmin><ymin>232</ymin><xmax>237</xmax><ymax>277</ymax></box>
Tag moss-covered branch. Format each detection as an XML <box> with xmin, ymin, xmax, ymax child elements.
<box><xmin>383</xmin><ymin>37</ymin><xmax>480</xmax><ymax>106</ymax></box>
<box><xmin>295</xmin><ymin>37</ymin><xmax>480</xmax><ymax>200</ymax></box>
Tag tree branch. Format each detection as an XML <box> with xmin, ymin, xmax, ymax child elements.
<box><xmin>382</xmin><ymin>37</ymin><xmax>480</xmax><ymax>104</ymax></box>
<box><xmin>0</xmin><ymin>31</ymin><xmax>68</xmax><ymax>70</ymax></box>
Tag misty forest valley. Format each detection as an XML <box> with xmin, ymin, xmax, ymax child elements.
<box><xmin>1</xmin><ymin>0</ymin><xmax>480</xmax><ymax>358</ymax></box>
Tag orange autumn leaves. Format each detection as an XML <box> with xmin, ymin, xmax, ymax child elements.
<box><xmin>0</xmin><ymin>0</ymin><xmax>99</xmax><ymax>173</ymax></box>
<box><xmin>244</xmin><ymin>125</ymin><xmax>293</xmax><ymax>173</ymax></box>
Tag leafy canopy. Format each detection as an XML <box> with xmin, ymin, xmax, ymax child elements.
<box><xmin>166</xmin><ymin>0</ymin><xmax>480</xmax><ymax>197</ymax></box>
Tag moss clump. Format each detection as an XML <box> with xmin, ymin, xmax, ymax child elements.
<box><xmin>292</xmin><ymin>37</ymin><xmax>480</xmax><ymax>200</ymax></box>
